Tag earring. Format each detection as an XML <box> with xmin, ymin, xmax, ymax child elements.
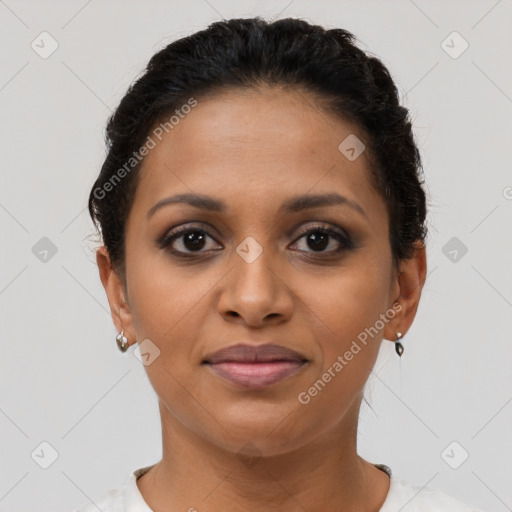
<box><xmin>394</xmin><ymin>331</ymin><xmax>404</xmax><ymax>357</ymax></box>
<box><xmin>116</xmin><ymin>330</ymin><xmax>129</xmax><ymax>353</ymax></box>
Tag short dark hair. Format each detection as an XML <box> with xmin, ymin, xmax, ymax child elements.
<box><xmin>88</xmin><ymin>16</ymin><xmax>428</xmax><ymax>276</ymax></box>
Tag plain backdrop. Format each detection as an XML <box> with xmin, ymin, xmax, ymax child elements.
<box><xmin>1</xmin><ymin>1</ymin><xmax>511</xmax><ymax>511</ymax></box>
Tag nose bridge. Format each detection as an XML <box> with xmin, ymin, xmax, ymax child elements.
<box><xmin>232</xmin><ymin>232</ymin><xmax>278</xmax><ymax>298</ymax></box>
<box><xmin>218</xmin><ymin>230</ymin><xmax>291</xmax><ymax>324</ymax></box>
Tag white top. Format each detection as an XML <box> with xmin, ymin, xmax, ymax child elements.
<box><xmin>71</xmin><ymin>464</ymin><xmax>484</xmax><ymax>511</ymax></box>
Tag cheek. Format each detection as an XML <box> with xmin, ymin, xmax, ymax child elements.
<box><xmin>126</xmin><ymin>248</ymin><xmax>210</xmax><ymax>340</ymax></box>
<box><xmin>296</xmin><ymin>259</ymin><xmax>390</xmax><ymax>396</ymax></box>
<box><xmin>126</xmin><ymin>253</ymin><xmax>219</xmax><ymax>375</ymax></box>
<box><xmin>129</xmin><ymin>282</ymin><xmax>209</xmax><ymax>380</ymax></box>
<box><xmin>126</xmin><ymin>270</ymin><xmax>209</xmax><ymax>433</ymax></box>
<box><xmin>302</xmin><ymin>261</ymin><xmax>390</xmax><ymax>345</ymax></box>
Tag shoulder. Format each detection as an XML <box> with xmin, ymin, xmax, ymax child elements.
<box><xmin>69</xmin><ymin>465</ymin><xmax>155</xmax><ymax>512</ymax></box>
<box><xmin>70</xmin><ymin>486</ymin><xmax>125</xmax><ymax>512</ymax></box>
<box><xmin>381</xmin><ymin>476</ymin><xmax>485</xmax><ymax>512</ymax></box>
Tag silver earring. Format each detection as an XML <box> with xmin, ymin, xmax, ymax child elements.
<box><xmin>116</xmin><ymin>330</ymin><xmax>129</xmax><ymax>353</ymax></box>
<box><xmin>394</xmin><ymin>331</ymin><xmax>404</xmax><ymax>357</ymax></box>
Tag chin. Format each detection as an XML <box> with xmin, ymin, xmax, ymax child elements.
<box><xmin>205</xmin><ymin>404</ymin><xmax>314</xmax><ymax>456</ymax></box>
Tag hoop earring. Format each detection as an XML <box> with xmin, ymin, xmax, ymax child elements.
<box><xmin>116</xmin><ymin>330</ymin><xmax>129</xmax><ymax>353</ymax></box>
<box><xmin>394</xmin><ymin>330</ymin><xmax>404</xmax><ymax>357</ymax></box>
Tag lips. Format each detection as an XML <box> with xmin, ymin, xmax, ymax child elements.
<box><xmin>202</xmin><ymin>343</ymin><xmax>308</xmax><ymax>389</ymax></box>
<box><xmin>203</xmin><ymin>343</ymin><xmax>307</xmax><ymax>364</ymax></box>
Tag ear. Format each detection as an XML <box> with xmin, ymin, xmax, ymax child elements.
<box><xmin>384</xmin><ymin>241</ymin><xmax>427</xmax><ymax>341</ymax></box>
<box><xmin>96</xmin><ymin>246</ymin><xmax>135</xmax><ymax>348</ymax></box>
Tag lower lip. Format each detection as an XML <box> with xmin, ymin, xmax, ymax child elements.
<box><xmin>205</xmin><ymin>361</ymin><xmax>305</xmax><ymax>389</ymax></box>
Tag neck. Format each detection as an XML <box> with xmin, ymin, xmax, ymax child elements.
<box><xmin>137</xmin><ymin>399</ymin><xmax>390</xmax><ymax>512</ymax></box>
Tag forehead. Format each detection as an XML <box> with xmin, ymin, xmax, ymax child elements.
<box><xmin>130</xmin><ymin>86</ymin><xmax>386</xmax><ymax>226</ymax></box>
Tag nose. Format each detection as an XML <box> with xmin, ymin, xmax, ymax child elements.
<box><xmin>217</xmin><ymin>241</ymin><xmax>293</xmax><ymax>327</ymax></box>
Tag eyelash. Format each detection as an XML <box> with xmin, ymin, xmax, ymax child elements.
<box><xmin>158</xmin><ymin>223</ymin><xmax>354</xmax><ymax>258</ymax></box>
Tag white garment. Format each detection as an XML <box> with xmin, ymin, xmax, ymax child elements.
<box><xmin>71</xmin><ymin>463</ymin><xmax>484</xmax><ymax>511</ymax></box>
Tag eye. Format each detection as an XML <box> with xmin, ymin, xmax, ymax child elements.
<box><xmin>159</xmin><ymin>225</ymin><xmax>221</xmax><ymax>256</ymax></box>
<box><xmin>290</xmin><ymin>225</ymin><xmax>353</xmax><ymax>254</ymax></box>
<box><xmin>158</xmin><ymin>223</ymin><xmax>354</xmax><ymax>259</ymax></box>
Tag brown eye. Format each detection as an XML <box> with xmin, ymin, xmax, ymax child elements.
<box><xmin>291</xmin><ymin>226</ymin><xmax>353</xmax><ymax>254</ymax></box>
<box><xmin>159</xmin><ymin>226</ymin><xmax>221</xmax><ymax>256</ymax></box>
<box><xmin>178</xmin><ymin>230</ymin><xmax>208</xmax><ymax>251</ymax></box>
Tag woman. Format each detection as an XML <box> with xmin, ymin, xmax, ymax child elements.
<box><xmin>75</xmin><ymin>16</ymin><xmax>483</xmax><ymax>512</ymax></box>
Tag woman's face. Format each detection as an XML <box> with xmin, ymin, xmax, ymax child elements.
<box><xmin>99</xmin><ymin>86</ymin><xmax>422</xmax><ymax>456</ymax></box>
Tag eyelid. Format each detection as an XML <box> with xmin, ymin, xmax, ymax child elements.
<box><xmin>293</xmin><ymin>222</ymin><xmax>349</xmax><ymax>238</ymax></box>
<box><xmin>160</xmin><ymin>221</ymin><xmax>349</xmax><ymax>242</ymax></box>
<box><xmin>157</xmin><ymin>222</ymin><xmax>221</xmax><ymax>249</ymax></box>
<box><xmin>159</xmin><ymin>221</ymin><xmax>354</xmax><ymax>258</ymax></box>
<box><xmin>291</xmin><ymin>223</ymin><xmax>354</xmax><ymax>249</ymax></box>
<box><xmin>158</xmin><ymin>221</ymin><xmax>222</xmax><ymax>242</ymax></box>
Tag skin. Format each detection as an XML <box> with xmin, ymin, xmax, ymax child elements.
<box><xmin>97</xmin><ymin>85</ymin><xmax>427</xmax><ymax>511</ymax></box>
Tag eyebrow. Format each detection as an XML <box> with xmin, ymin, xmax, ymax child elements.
<box><xmin>147</xmin><ymin>192</ymin><xmax>367</xmax><ymax>219</ymax></box>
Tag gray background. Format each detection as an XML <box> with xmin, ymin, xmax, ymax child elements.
<box><xmin>1</xmin><ymin>0</ymin><xmax>511</xmax><ymax>511</ymax></box>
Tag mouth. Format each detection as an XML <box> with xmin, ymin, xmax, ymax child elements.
<box><xmin>202</xmin><ymin>343</ymin><xmax>309</xmax><ymax>390</ymax></box>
